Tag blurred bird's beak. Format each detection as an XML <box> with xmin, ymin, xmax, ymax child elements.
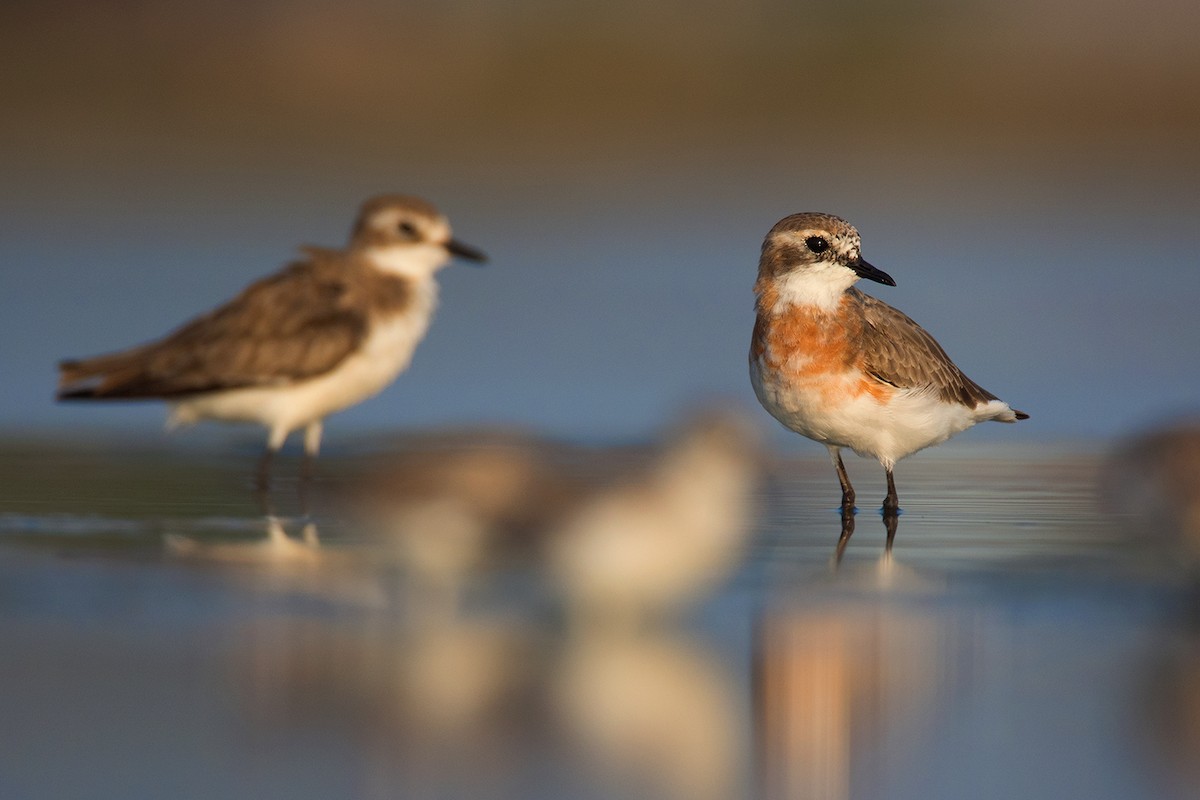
<box><xmin>445</xmin><ymin>238</ymin><xmax>487</xmax><ymax>264</ymax></box>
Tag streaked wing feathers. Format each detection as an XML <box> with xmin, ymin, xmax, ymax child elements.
<box><xmin>851</xmin><ymin>289</ymin><xmax>1000</xmax><ymax>408</ymax></box>
<box><xmin>58</xmin><ymin>259</ymin><xmax>366</xmax><ymax>399</ymax></box>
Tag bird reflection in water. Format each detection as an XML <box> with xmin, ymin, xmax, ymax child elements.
<box><xmin>167</xmin><ymin>515</ymin><xmax>320</xmax><ymax>564</ymax></box>
<box><xmin>165</xmin><ymin>409</ymin><xmax>761</xmax><ymax>614</ymax></box>
<box><xmin>552</xmin><ymin>629</ymin><xmax>745</xmax><ymax>800</ymax></box>
<box><xmin>165</xmin><ymin>408</ymin><xmax>762</xmax><ymax>799</ymax></box>
<box><xmin>833</xmin><ymin>505</ymin><xmax>899</xmax><ymax>567</ymax></box>
<box><xmin>541</xmin><ymin>410</ymin><xmax>761</xmax><ymax>798</ymax></box>
<box><xmin>166</xmin><ymin>516</ymin><xmax>389</xmax><ymax>608</ymax></box>
<box><xmin>755</xmin><ymin>603</ymin><xmax>943</xmax><ymax>800</ymax></box>
<box><xmin>228</xmin><ymin>609</ymin><xmax>748</xmax><ymax>799</ymax></box>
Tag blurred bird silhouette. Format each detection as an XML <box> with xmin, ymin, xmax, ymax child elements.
<box><xmin>58</xmin><ymin>194</ymin><xmax>485</xmax><ymax>488</ymax></box>
<box><xmin>1102</xmin><ymin>420</ymin><xmax>1200</xmax><ymax>562</ymax></box>
<box><xmin>332</xmin><ymin>409</ymin><xmax>762</xmax><ymax>620</ymax></box>
<box><xmin>333</xmin><ymin>428</ymin><xmax>581</xmax><ymax>608</ymax></box>
<box><xmin>544</xmin><ymin>409</ymin><xmax>762</xmax><ymax>622</ymax></box>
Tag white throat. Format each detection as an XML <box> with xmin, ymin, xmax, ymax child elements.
<box><xmin>772</xmin><ymin>264</ymin><xmax>858</xmax><ymax>312</ymax></box>
<box><xmin>365</xmin><ymin>243</ymin><xmax>451</xmax><ymax>280</ymax></box>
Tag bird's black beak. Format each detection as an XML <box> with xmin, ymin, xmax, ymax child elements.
<box><xmin>850</xmin><ymin>256</ymin><xmax>896</xmax><ymax>287</ymax></box>
<box><xmin>445</xmin><ymin>238</ymin><xmax>487</xmax><ymax>264</ymax></box>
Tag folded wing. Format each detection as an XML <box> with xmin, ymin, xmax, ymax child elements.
<box><xmin>58</xmin><ymin>261</ymin><xmax>367</xmax><ymax>399</ymax></box>
<box><xmin>851</xmin><ymin>288</ymin><xmax>1001</xmax><ymax>409</ymax></box>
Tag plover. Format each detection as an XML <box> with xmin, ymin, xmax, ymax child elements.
<box><xmin>327</xmin><ymin>409</ymin><xmax>760</xmax><ymax>617</ymax></box>
<box><xmin>749</xmin><ymin>212</ymin><xmax>1027</xmax><ymax>514</ymax></box>
<box><xmin>545</xmin><ymin>409</ymin><xmax>761</xmax><ymax>621</ymax></box>
<box><xmin>58</xmin><ymin>194</ymin><xmax>485</xmax><ymax>487</ymax></box>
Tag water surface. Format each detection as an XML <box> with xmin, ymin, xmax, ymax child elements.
<box><xmin>0</xmin><ymin>439</ymin><xmax>1194</xmax><ymax>800</ymax></box>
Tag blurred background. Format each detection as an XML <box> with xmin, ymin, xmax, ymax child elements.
<box><xmin>2</xmin><ymin>0</ymin><xmax>1198</xmax><ymax>444</ymax></box>
<box><xmin>4</xmin><ymin>4</ymin><xmax>1200</xmax><ymax>800</ymax></box>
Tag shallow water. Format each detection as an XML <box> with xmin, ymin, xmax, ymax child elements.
<box><xmin>0</xmin><ymin>439</ymin><xmax>1196</xmax><ymax>800</ymax></box>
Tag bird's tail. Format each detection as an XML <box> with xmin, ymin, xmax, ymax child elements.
<box><xmin>975</xmin><ymin>399</ymin><xmax>1028</xmax><ymax>423</ymax></box>
<box><xmin>57</xmin><ymin>348</ymin><xmax>153</xmax><ymax>400</ymax></box>
<box><xmin>994</xmin><ymin>406</ymin><xmax>1029</xmax><ymax>423</ymax></box>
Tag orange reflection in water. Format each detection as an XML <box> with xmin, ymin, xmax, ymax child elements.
<box><xmin>756</xmin><ymin>597</ymin><xmax>943</xmax><ymax>800</ymax></box>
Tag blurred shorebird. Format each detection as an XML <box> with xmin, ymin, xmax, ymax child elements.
<box><xmin>338</xmin><ymin>429</ymin><xmax>580</xmax><ymax>604</ymax></box>
<box><xmin>545</xmin><ymin>410</ymin><xmax>761</xmax><ymax>621</ymax></box>
<box><xmin>57</xmin><ymin>194</ymin><xmax>485</xmax><ymax>487</ymax></box>
<box><xmin>749</xmin><ymin>212</ymin><xmax>1026</xmax><ymax>514</ymax></box>
<box><xmin>334</xmin><ymin>410</ymin><xmax>761</xmax><ymax>620</ymax></box>
<box><xmin>1102</xmin><ymin>421</ymin><xmax>1200</xmax><ymax>560</ymax></box>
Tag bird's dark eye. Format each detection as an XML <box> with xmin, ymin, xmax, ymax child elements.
<box><xmin>805</xmin><ymin>236</ymin><xmax>829</xmax><ymax>254</ymax></box>
<box><xmin>397</xmin><ymin>220</ymin><xmax>419</xmax><ymax>239</ymax></box>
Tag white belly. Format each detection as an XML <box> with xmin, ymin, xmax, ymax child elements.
<box><xmin>750</xmin><ymin>357</ymin><xmax>987</xmax><ymax>468</ymax></box>
<box><xmin>170</xmin><ymin>289</ymin><xmax>436</xmax><ymax>438</ymax></box>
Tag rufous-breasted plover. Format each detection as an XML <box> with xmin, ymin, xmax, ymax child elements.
<box><xmin>58</xmin><ymin>194</ymin><xmax>486</xmax><ymax>487</ymax></box>
<box><xmin>749</xmin><ymin>212</ymin><xmax>1027</xmax><ymax>514</ymax></box>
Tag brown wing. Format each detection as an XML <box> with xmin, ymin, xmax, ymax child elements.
<box><xmin>850</xmin><ymin>288</ymin><xmax>1000</xmax><ymax>407</ymax></box>
<box><xmin>58</xmin><ymin>259</ymin><xmax>367</xmax><ymax>399</ymax></box>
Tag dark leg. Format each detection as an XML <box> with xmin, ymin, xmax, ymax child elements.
<box><xmin>832</xmin><ymin>448</ymin><xmax>855</xmax><ymax>510</ymax></box>
<box><xmin>834</xmin><ymin>503</ymin><xmax>856</xmax><ymax>565</ymax></box>
<box><xmin>298</xmin><ymin>453</ymin><xmax>315</xmax><ymax>514</ymax></box>
<box><xmin>255</xmin><ymin>447</ymin><xmax>276</xmax><ymax>493</ymax></box>
<box><xmin>884</xmin><ymin>509</ymin><xmax>898</xmax><ymax>554</ymax></box>
<box><xmin>883</xmin><ymin>468</ymin><xmax>899</xmax><ymax>516</ymax></box>
<box><xmin>298</xmin><ymin>421</ymin><xmax>323</xmax><ymax>514</ymax></box>
<box><xmin>299</xmin><ymin>453</ymin><xmax>315</xmax><ymax>484</ymax></box>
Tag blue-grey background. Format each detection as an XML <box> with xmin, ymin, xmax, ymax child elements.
<box><xmin>2</xmin><ymin>0</ymin><xmax>1198</xmax><ymax>445</ymax></box>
